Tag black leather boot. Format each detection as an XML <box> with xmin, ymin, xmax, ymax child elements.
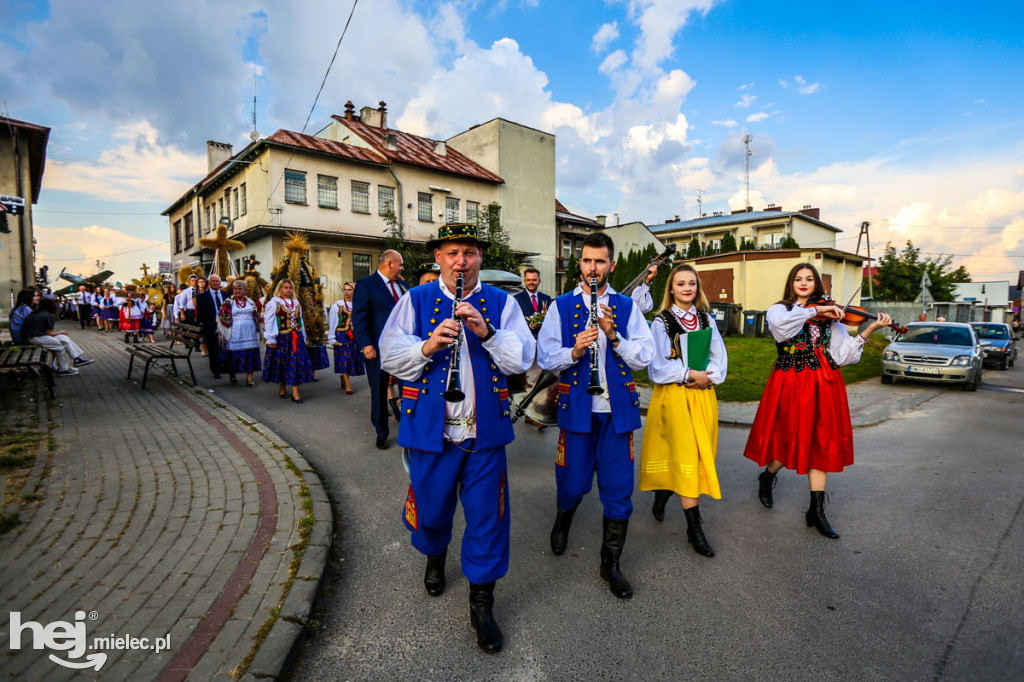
<box><xmin>806</xmin><ymin>491</ymin><xmax>840</xmax><ymax>539</ymax></box>
<box><xmin>683</xmin><ymin>505</ymin><xmax>715</xmax><ymax>557</ymax></box>
<box><xmin>549</xmin><ymin>505</ymin><xmax>576</xmax><ymax>556</ymax></box>
<box><xmin>423</xmin><ymin>549</ymin><xmax>447</xmax><ymax>596</ymax></box>
<box><xmin>469</xmin><ymin>582</ymin><xmax>503</xmax><ymax>653</ymax></box>
<box><xmin>389</xmin><ymin>396</ymin><xmax>402</xmax><ymax>422</ymax></box>
<box><xmin>758</xmin><ymin>469</ymin><xmax>777</xmax><ymax>508</ymax></box>
<box><xmin>599</xmin><ymin>516</ymin><xmax>633</xmax><ymax>599</ymax></box>
<box><xmin>651</xmin><ymin>490</ymin><xmax>672</xmax><ymax>522</ymax></box>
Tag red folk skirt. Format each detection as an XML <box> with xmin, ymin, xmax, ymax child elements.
<box><xmin>118</xmin><ymin>308</ymin><xmax>140</xmax><ymax>332</ymax></box>
<box><xmin>743</xmin><ymin>348</ymin><xmax>854</xmax><ymax>474</ymax></box>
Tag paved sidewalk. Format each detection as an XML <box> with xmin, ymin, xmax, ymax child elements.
<box><xmin>0</xmin><ymin>329</ymin><xmax>331</xmax><ymax>681</ymax></box>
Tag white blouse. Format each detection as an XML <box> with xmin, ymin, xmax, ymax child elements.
<box><xmin>765</xmin><ymin>302</ymin><xmax>865</xmax><ymax>367</ymax></box>
<box><xmin>648</xmin><ymin>306</ymin><xmax>728</xmax><ymax>385</ymax></box>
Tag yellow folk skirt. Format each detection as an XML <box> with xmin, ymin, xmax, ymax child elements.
<box><xmin>639</xmin><ymin>383</ymin><xmax>721</xmax><ymax>499</ymax></box>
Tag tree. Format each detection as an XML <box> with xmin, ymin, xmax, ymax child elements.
<box><xmin>720</xmin><ymin>233</ymin><xmax>738</xmax><ymax>253</ymax></box>
<box><xmin>872</xmin><ymin>240</ymin><xmax>972</xmax><ymax>302</ymax></box>
<box><xmin>477</xmin><ymin>202</ymin><xmax>518</xmax><ymax>273</ymax></box>
<box><xmin>686</xmin><ymin>238</ymin><xmax>702</xmax><ymax>259</ymax></box>
<box><xmin>739</xmin><ymin>237</ymin><xmax>756</xmax><ymax>251</ymax></box>
<box><xmin>562</xmin><ymin>254</ymin><xmax>579</xmax><ymax>294</ymax></box>
<box><xmin>780</xmin><ymin>236</ymin><xmax>800</xmax><ymax>249</ymax></box>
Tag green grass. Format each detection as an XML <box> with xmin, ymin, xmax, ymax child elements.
<box><xmin>634</xmin><ymin>332</ymin><xmax>889</xmax><ymax>403</ymax></box>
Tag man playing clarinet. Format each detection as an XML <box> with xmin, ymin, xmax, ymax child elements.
<box><xmin>380</xmin><ymin>223</ymin><xmax>535</xmax><ymax>653</ymax></box>
<box><xmin>537</xmin><ymin>232</ymin><xmax>654</xmax><ymax>599</ymax></box>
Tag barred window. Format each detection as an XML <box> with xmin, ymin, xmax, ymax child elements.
<box><xmin>218</xmin><ymin>198</ymin><xmax>224</xmax><ymax>224</ymax></box>
<box><xmin>350</xmin><ymin>180</ymin><xmax>369</xmax><ymax>213</ymax></box>
<box><xmin>184</xmin><ymin>212</ymin><xmax>194</xmax><ymax>249</ymax></box>
<box><xmin>445</xmin><ymin>197</ymin><xmax>460</xmax><ymax>223</ymax></box>
<box><xmin>285</xmin><ymin>169</ymin><xmax>306</xmax><ymax>204</ymax></box>
<box><xmin>378</xmin><ymin>185</ymin><xmax>395</xmax><ymax>216</ymax></box>
<box><xmin>466</xmin><ymin>200</ymin><xmax>479</xmax><ymax>225</ymax></box>
<box><xmin>174</xmin><ymin>220</ymin><xmax>182</xmax><ymax>253</ymax></box>
<box><xmin>417</xmin><ymin>192</ymin><xmax>433</xmax><ymax>222</ymax></box>
<box><xmin>353</xmin><ymin>253</ymin><xmax>372</xmax><ymax>280</ymax></box>
<box><xmin>318</xmin><ymin>175</ymin><xmax>338</xmax><ymax>209</ymax></box>
<box><xmin>204</xmin><ymin>206</ymin><xmax>211</xmax><ymax>234</ymax></box>
<box><xmin>233</xmin><ymin>188</ymin><xmax>240</xmax><ymax>219</ymax></box>
<box><xmin>240</xmin><ymin>183</ymin><xmax>247</xmax><ymax>215</ymax></box>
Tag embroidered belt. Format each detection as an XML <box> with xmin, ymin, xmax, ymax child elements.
<box><xmin>444</xmin><ymin>417</ymin><xmax>477</xmax><ymax>427</ymax></box>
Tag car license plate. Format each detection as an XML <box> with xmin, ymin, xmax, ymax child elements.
<box><xmin>908</xmin><ymin>366</ymin><xmax>940</xmax><ymax>374</ymax></box>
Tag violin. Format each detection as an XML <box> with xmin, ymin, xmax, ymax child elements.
<box><xmin>808</xmin><ymin>296</ymin><xmax>908</xmax><ymax>335</ymax></box>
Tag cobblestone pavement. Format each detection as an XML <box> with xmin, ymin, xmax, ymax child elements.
<box><xmin>0</xmin><ymin>328</ymin><xmax>330</xmax><ymax>681</ymax></box>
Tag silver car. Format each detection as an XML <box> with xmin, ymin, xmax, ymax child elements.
<box><xmin>970</xmin><ymin>322</ymin><xmax>1017</xmax><ymax>370</ymax></box>
<box><xmin>881</xmin><ymin>322</ymin><xmax>988</xmax><ymax>391</ymax></box>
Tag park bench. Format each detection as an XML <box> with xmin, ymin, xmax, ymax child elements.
<box><xmin>0</xmin><ymin>343</ymin><xmax>57</xmax><ymax>399</ymax></box>
<box><xmin>125</xmin><ymin>321</ymin><xmax>202</xmax><ymax>389</ymax></box>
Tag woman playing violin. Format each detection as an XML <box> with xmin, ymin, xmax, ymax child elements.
<box><xmin>743</xmin><ymin>263</ymin><xmax>893</xmax><ymax>538</ymax></box>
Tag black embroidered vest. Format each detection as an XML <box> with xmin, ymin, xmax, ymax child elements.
<box><xmin>658</xmin><ymin>308</ymin><xmax>712</xmax><ymax>360</ymax></box>
<box><xmin>773</xmin><ymin>303</ymin><xmax>838</xmax><ymax>372</ymax></box>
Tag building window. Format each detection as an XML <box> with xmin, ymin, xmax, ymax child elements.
<box><xmin>350</xmin><ymin>180</ymin><xmax>369</xmax><ymax>213</ymax></box>
<box><xmin>352</xmin><ymin>253</ymin><xmax>372</xmax><ymax>280</ymax></box>
<box><xmin>317</xmin><ymin>175</ymin><xmax>338</xmax><ymax>209</ymax></box>
<box><xmin>710</xmin><ymin>239</ymin><xmax>722</xmax><ymax>254</ymax></box>
<box><xmin>204</xmin><ymin>206</ymin><xmax>211</xmax><ymax>234</ymax></box>
<box><xmin>378</xmin><ymin>185</ymin><xmax>395</xmax><ymax>216</ymax></box>
<box><xmin>184</xmin><ymin>212</ymin><xmax>194</xmax><ymax>249</ymax></box>
<box><xmin>467</xmin><ymin>201</ymin><xmax>480</xmax><ymax>225</ymax></box>
<box><xmin>285</xmin><ymin>169</ymin><xmax>307</xmax><ymax>204</ymax></box>
<box><xmin>417</xmin><ymin>192</ymin><xmax>433</xmax><ymax>222</ymax></box>
<box><xmin>445</xmin><ymin>197</ymin><xmax>460</xmax><ymax>223</ymax></box>
<box><xmin>218</xmin><ymin>198</ymin><xmax>224</xmax><ymax>224</ymax></box>
<box><xmin>240</xmin><ymin>183</ymin><xmax>247</xmax><ymax>215</ymax></box>
<box><xmin>762</xmin><ymin>232</ymin><xmax>781</xmax><ymax>249</ymax></box>
<box><xmin>562</xmin><ymin>238</ymin><xmax>572</xmax><ymax>259</ymax></box>
<box><xmin>174</xmin><ymin>219</ymin><xmax>182</xmax><ymax>253</ymax></box>
<box><xmin>575</xmin><ymin>240</ymin><xmax>583</xmax><ymax>259</ymax></box>
<box><xmin>233</xmin><ymin>188</ymin><xmax>240</xmax><ymax>219</ymax></box>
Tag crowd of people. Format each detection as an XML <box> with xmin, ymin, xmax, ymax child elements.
<box><xmin>8</xmin><ymin>224</ymin><xmax>894</xmax><ymax>654</ymax></box>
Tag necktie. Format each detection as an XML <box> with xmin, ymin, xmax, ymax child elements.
<box><xmin>389</xmin><ymin>281</ymin><xmax>399</xmax><ymax>302</ymax></box>
<box><xmin>531</xmin><ymin>293</ymin><xmax>538</xmax><ymax>313</ymax></box>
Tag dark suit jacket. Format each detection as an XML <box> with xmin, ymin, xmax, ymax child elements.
<box><xmin>513</xmin><ymin>289</ymin><xmax>551</xmax><ymax>320</ymax></box>
<box><xmin>352</xmin><ymin>273</ymin><xmax>405</xmax><ymax>352</ymax></box>
<box><xmin>196</xmin><ymin>289</ymin><xmax>227</xmax><ymax>335</ymax></box>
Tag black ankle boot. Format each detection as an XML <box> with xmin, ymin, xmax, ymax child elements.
<box><xmin>683</xmin><ymin>505</ymin><xmax>715</xmax><ymax>557</ymax></box>
<box><xmin>806</xmin><ymin>491</ymin><xmax>840</xmax><ymax>539</ymax></box>
<box><xmin>389</xmin><ymin>397</ymin><xmax>402</xmax><ymax>422</ymax></box>
<box><xmin>549</xmin><ymin>505</ymin><xmax>576</xmax><ymax>556</ymax></box>
<box><xmin>758</xmin><ymin>469</ymin><xmax>777</xmax><ymax>508</ymax></box>
<box><xmin>651</xmin><ymin>490</ymin><xmax>672</xmax><ymax>522</ymax></box>
<box><xmin>599</xmin><ymin>516</ymin><xmax>633</xmax><ymax>599</ymax></box>
<box><xmin>423</xmin><ymin>549</ymin><xmax>447</xmax><ymax>596</ymax></box>
<box><xmin>469</xmin><ymin>582</ymin><xmax>503</xmax><ymax>653</ymax></box>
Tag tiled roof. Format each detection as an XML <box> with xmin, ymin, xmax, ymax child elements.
<box><xmin>649</xmin><ymin>210</ymin><xmax>840</xmax><ymax>233</ymax></box>
<box><xmin>332</xmin><ymin>115</ymin><xmax>504</xmax><ymax>184</ymax></box>
<box><xmin>265</xmin><ymin>129</ymin><xmax>388</xmax><ymax>165</ymax></box>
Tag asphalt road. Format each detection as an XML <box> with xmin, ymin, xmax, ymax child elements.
<box><xmin>197</xmin><ymin>354</ymin><xmax>1024</xmax><ymax>681</ymax></box>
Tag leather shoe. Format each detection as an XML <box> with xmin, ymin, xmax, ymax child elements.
<box><xmin>469</xmin><ymin>582</ymin><xmax>503</xmax><ymax>653</ymax></box>
<box><xmin>375</xmin><ymin>435</ymin><xmax>389</xmax><ymax>450</ymax></box>
<box><xmin>651</xmin><ymin>490</ymin><xmax>672</xmax><ymax>522</ymax></box>
<box><xmin>549</xmin><ymin>506</ymin><xmax>576</xmax><ymax>556</ymax></box>
<box><xmin>423</xmin><ymin>550</ymin><xmax>447</xmax><ymax>596</ymax></box>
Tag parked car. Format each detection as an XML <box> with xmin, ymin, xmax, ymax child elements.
<box><xmin>970</xmin><ymin>322</ymin><xmax>1017</xmax><ymax>370</ymax></box>
<box><xmin>880</xmin><ymin>322</ymin><xmax>989</xmax><ymax>391</ymax></box>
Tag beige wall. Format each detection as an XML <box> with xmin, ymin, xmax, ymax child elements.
<box><xmin>0</xmin><ymin>134</ymin><xmax>35</xmax><ymax>310</ymax></box>
<box><xmin>657</xmin><ymin>214</ymin><xmax>839</xmax><ymax>252</ymax></box>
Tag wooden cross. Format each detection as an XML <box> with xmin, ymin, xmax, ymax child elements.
<box><xmin>140</xmin><ymin>263</ymin><xmax>150</xmax><ymax>278</ymax></box>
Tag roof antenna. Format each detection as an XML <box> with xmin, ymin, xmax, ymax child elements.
<box><xmin>249</xmin><ymin>66</ymin><xmax>260</xmax><ymax>142</ymax></box>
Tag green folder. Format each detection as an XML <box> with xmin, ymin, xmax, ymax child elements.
<box><xmin>685</xmin><ymin>327</ymin><xmax>712</xmax><ymax>372</ymax></box>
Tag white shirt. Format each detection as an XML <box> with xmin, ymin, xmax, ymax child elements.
<box><xmin>380</xmin><ymin>278</ymin><xmax>536</xmax><ymax>443</ymax></box>
<box><xmin>766</xmin><ymin>303</ymin><xmax>865</xmax><ymax>367</ymax></box>
<box><xmin>537</xmin><ymin>284</ymin><xmax>655</xmax><ymax>413</ymax></box>
<box><xmin>377</xmin><ymin>270</ymin><xmax>404</xmax><ymax>300</ymax></box>
<box><xmin>328</xmin><ymin>299</ymin><xmax>353</xmax><ymax>336</ymax></box>
<box><xmin>209</xmin><ymin>288</ymin><xmax>225</xmax><ymax>310</ymax></box>
<box><xmin>648</xmin><ymin>305</ymin><xmax>728</xmax><ymax>385</ymax></box>
<box><xmin>264</xmin><ymin>297</ymin><xmax>306</xmax><ymax>342</ymax></box>
<box><xmin>175</xmin><ymin>286</ymin><xmax>197</xmax><ymax>312</ymax></box>
<box><xmin>631</xmin><ymin>283</ymin><xmax>654</xmax><ymax>314</ymax></box>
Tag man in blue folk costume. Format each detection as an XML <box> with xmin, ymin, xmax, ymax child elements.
<box><xmin>537</xmin><ymin>232</ymin><xmax>655</xmax><ymax>599</ymax></box>
<box><xmin>380</xmin><ymin>223</ymin><xmax>535</xmax><ymax>653</ymax></box>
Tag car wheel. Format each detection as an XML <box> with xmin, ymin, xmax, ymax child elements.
<box><xmin>1011</xmin><ymin>355</ymin><xmax>1016</xmax><ymax>368</ymax></box>
<box><xmin>1001</xmin><ymin>358</ymin><xmax>1009</xmax><ymax>370</ymax></box>
<box><xmin>964</xmin><ymin>371</ymin><xmax>979</xmax><ymax>391</ymax></box>
<box><xmin>881</xmin><ymin>374</ymin><xmax>894</xmax><ymax>385</ymax></box>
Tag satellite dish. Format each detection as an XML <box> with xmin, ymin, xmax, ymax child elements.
<box><xmin>249</xmin><ymin>130</ymin><xmax>259</xmax><ymax>141</ymax></box>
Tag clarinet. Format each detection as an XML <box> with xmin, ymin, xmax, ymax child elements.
<box><xmin>443</xmin><ymin>272</ymin><xmax>466</xmax><ymax>402</ymax></box>
<box><xmin>586</xmin><ymin>275</ymin><xmax>604</xmax><ymax>396</ymax></box>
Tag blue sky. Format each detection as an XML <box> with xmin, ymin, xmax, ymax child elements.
<box><xmin>2</xmin><ymin>0</ymin><xmax>1022</xmax><ymax>285</ymax></box>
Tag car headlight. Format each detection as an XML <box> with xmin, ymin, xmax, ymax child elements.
<box><xmin>951</xmin><ymin>355</ymin><xmax>972</xmax><ymax>366</ymax></box>
<box><xmin>883</xmin><ymin>350</ymin><xmax>899</xmax><ymax>362</ymax></box>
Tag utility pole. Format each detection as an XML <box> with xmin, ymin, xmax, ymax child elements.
<box><xmin>742</xmin><ymin>134</ymin><xmax>753</xmax><ymax>209</ymax></box>
<box><xmin>696</xmin><ymin>189</ymin><xmax>706</xmax><ymax>218</ymax></box>
<box><xmin>856</xmin><ymin>221</ymin><xmax>873</xmax><ymax>299</ymax></box>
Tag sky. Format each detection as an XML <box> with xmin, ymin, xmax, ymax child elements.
<box><xmin>2</xmin><ymin>0</ymin><xmax>1023</xmax><ymax>289</ymax></box>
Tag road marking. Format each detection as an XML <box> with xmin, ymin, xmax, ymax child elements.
<box><xmin>981</xmin><ymin>384</ymin><xmax>1024</xmax><ymax>394</ymax></box>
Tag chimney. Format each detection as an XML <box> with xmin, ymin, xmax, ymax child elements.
<box><xmin>434</xmin><ymin>141</ymin><xmax>447</xmax><ymax>156</ymax></box>
<box><xmin>360</xmin><ymin>105</ymin><xmax>381</xmax><ymax>127</ymax></box>
<box><xmin>799</xmin><ymin>205</ymin><xmax>821</xmax><ymax>220</ymax></box>
<box><xmin>595</xmin><ymin>215</ymin><xmax>607</xmax><ymax>226</ymax></box>
<box><xmin>731</xmin><ymin>208</ymin><xmax>747</xmax><ymax>215</ymax></box>
<box><xmin>377</xmin><ymin>101</ymin><xmax>388</xmax><ymax>129</ymax></box>
<box><xmin>764</xmin><ymin>203</ymin><xmax>783</xmax><ymax>212</ymax></box>
<box><xmin>344</xmin><ymin>101</ymin><xmax>355</xmax><ymax>121</ymax></box>
<box><xmin>383</xmin><ymin>133</ymin><xmax>398</xmax><ymax>151</ymax></box>
<box><xmin>207</xmin><ymin>140</ymin><xmax>233</xmax><ymax>173</ymax></box>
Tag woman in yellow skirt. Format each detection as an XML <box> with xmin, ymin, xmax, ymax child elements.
<box><xmin>639</xmin><ymin>264</ymin><xmax>728</xmax><ymax>557</ymax></box>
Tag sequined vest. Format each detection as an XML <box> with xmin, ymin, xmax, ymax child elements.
<box><xmin>773</xmin><ymin>303</ymin><xmax>838</xmax><ymax>372</ymax></box>
<box><xmin>397</xmin><ymin>281</ymin><xmax>514</xmax><ymax>453</ymax></box>
<box><xmin>555</xmin><ymin>291</ymin><xmax>641</xmax><ymax>435</ymax></box>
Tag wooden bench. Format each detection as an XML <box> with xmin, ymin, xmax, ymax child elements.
<box><xmin>125</xmin><ymin>322</ymin><xmax>203</xmax><ymax>389</ymax></box>
<box><xmin>0</xmin><ymin>344</ymin><xmax>56</xmax><ymax>399</ymax></box>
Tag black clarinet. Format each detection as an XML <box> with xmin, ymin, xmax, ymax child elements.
<box><xmin>586</xmin><ymin>275</ymin><xmax>604</xmax><ymax>396</ymax></box>
<box><xmin>443</xmin><ymin>272</ymin><xmax>466</xmax><ymax>402</ymax></box>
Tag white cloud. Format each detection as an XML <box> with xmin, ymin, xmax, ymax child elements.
<box><xmin>780</xmin><ymin>75</ymin><xmax>820</xmax><ymax>95</ymax></box>
<box><xmin>592</xmin><ymin>21</ymin><xmax>620</xmax><ymax>53</ymax></box>
<box><xmin>599</xmin><ymin>49</ymin><xmax>629</xmax><ymax>76</ymax></box>
<box><xmin>711</xmin><ymin>119</ymin><xmax>738</xmax><ymax>127</ymax></box>
<box><xmin>746</xmin><ymin>112</ymin><xmax>770</xmax><ymax>123</ymax></box>
<box><xmin>737</xmin><ymin>82</ymin><xmax>756</xmax><ymax>91</ymax></box>
<box><xmin>735</xmin><ymin>93</ymin><xmax>757</xmax><ymax>108</ymax></box>
<box><xmin>653</xmin><ymin>69</ymin><xmax>697</xmax><ymax>104</ymax></box>
<box><xmin>622</xmin><ymin>0</ymin><xmax>719</xmax><ymax>73</ymax></box>
<box><xmin>35</xmin><ymin>225</ymin><xmax>169</xmax><ymax>288</ymax></box>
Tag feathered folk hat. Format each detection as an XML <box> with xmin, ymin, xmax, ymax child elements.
<box><xmin>425</xmin><ymin>222</ymin><xmax>489</xmax><ymax>252</ymax></box>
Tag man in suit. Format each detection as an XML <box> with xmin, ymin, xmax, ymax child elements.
<box><xmin>176</xmin><ymin>274</ymin><xmax>199</xmax><ymax>324</ymax></box>
<box><xmin>513</xmin><ymin>268</ymin><xmax>551</xmax><ymax>337</ymax></box>
<box><xmin>352</xmin><ymin>249</ymin><xmax>405</xmax><ymax>449</ymax></box>
<box><xmin>196</xmin><ymin>274</ymin><xmax>227</xmax><ymax>379</ymax></box>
